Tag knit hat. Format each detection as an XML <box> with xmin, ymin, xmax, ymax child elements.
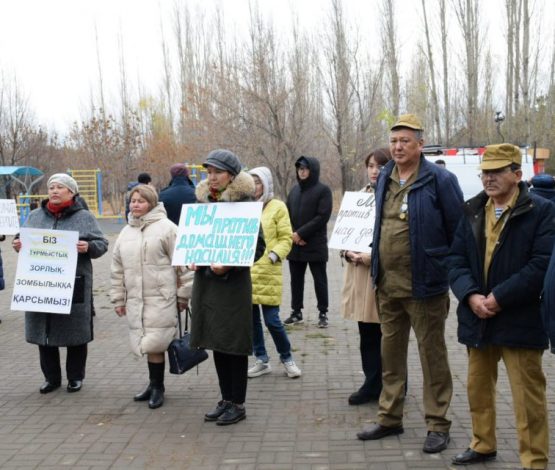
<box><xmin>47</xmin><ymin>173</ymin><xmax>79</xmax><ymax>194</ymax></box>
<box><xmin>203</xmin><ymin>149</ymin><xmax>242</xmax><ymax>176</ymax></box>
<box><xmin>170</xmin><ymin>163</ymin><xmax>189</xmax><ymax>178</ymax></box>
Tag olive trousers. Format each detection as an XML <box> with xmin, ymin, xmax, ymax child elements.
<box><xmin>376</xmin><ymin>292</ymin><xmax>452</xmax><ymax>432</ymax></box>
<box><xmin>467</xmin><ymin>346</ymin><xmax>548</xmax><ymax>469</ymax></box>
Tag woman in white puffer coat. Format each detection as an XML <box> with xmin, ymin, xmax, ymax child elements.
<box><xmin>110</xmin><ymin>184</ymin><xmax>193</xmax><ymax>409</ymax></box>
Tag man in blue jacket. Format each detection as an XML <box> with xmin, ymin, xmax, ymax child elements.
<box><xmin>448</xmin><ymin>144</ymin><xmax>555</xmax><ymax>469</ymax></box>
<box><xmin>159</xmin><ymin>163</ymin><xmax>196</xmax><ymax>225</ymax></box>
<box><xmin>357</xmin><ymin>114</ymin><xmax>463</xmax><ymax>454</ymax></box>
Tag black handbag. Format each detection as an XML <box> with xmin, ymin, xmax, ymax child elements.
<box><xmin>168</xmin><ymin>307</ymin><xmax>208</xmax><ymax>375</ymax></box>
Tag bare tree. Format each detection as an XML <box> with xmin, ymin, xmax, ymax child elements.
<box><xmin>420</xmin><ymin>0</ymin><xmax>442</xmax><ymax>142</ymax></box>
<box><xmin>439</xmin><ymin>0</ymin><xmax>452</xmax><ymax>145</ymax></box>
<box><xmin>321</xmin><ymin>0</ymin><xmax>357</xmax><ymax>192</ymax></box>
<box><xmin>452</xmin><ymin>0</ymin><xmax>483</xmax><ymax>146</ymax></box>
<box><xmin>380</xmin><ymin>0</ymin><xmax>400</xmax><ymax>117</ymax></box>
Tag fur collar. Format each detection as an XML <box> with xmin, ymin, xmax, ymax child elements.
<box><xmin>195</xmin><ymin>171</ymin><xmax>255</xmax><ymax>203</ymax></box>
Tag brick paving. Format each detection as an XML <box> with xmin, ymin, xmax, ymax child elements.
<box><xmin>0</xmin><ymin>219</ymin><xmax>554</xmax><ymax>469</ymax></box>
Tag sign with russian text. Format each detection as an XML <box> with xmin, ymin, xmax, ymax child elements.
<box><xmin>11</xmin><ymin>228</ymin><xmax>79</xmax><ymax>314</ymax></box>
<box><xmin>328</xmin><ymin>191</ymin><xmax>376</xmax><ymax>253</ymax></box>
<box><xmin>0</xmin><ymin>199</ymin><xmax>20</xmax><ymax>235</ymax></box>
<box><xmin>172</xmin><ymin>202</ymin><xmax>263</xmax><ymax>267</ymax></box>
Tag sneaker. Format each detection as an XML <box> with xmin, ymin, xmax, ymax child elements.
<box><xmin>248</xmin><ymin>360</ymin><xmax>271</xmax><ymax>378</ymax></box>
<box><xmin>284</xmin><ymin>312</ymin><xmax>303</xmax><ymax>325</ymax></box>
<box><xmin>318</xmin><ymin>315</ymin><xmax>328</xmax><ymax>328</ymax></box>
<box><xmin>283</xmin><ymin>360</ymin><xmax>302</xmax><ymax>378</ymax></box>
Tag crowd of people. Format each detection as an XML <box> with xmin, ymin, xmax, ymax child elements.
<box><xmin>3</xmin><ymin>113</ymin><xmax>555</xmax><ymax>469</ymax></box>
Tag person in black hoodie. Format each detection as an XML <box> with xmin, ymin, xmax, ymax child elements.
<box><xmin>159</xmin><ymin>163</ymin><xmax>196</xmax><ymax>225</ymax></box>
<box><xmin>285</xmin><ymin>156</ymin><xmax>332</xmax><ymax>328</ymax></box>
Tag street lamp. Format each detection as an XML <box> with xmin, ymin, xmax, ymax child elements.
<box><xmin>494</xmin><ymin>111</ymin><xmax>505</xmax><ymax>142</ymax></box>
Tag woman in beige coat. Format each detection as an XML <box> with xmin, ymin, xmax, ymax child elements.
<box><xmin>110</xmin><ymin>184</ymin><xmax>193</xmax><ymax>409</ymax></box>
<box><xmin>341</xmin><ymin>148</ymin><xmax>391</xmax><ymax>405</ymax></box>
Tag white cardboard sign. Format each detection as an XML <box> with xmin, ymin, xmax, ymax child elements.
<box><xmin>0</xmin><ymin>199</ymin><xmax>20</xmax><ymax>235</ymax></box>
<box><xmin>11</xmin><ymin>228</ymin><xmax>79</xmax><ymax>314</ymax></box>
<box><xmin>328</xmin><ymin>191</ymin><xmax>376</xmax><ymax>253</ymax></box>
<box><xmin>172</xmin><ymin>201</ymin><xmax>263</xmax><ymax>267</ymax></box>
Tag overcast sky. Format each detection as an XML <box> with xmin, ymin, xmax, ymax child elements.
<box><xmin>0</xmin><ymin>0</ymin><xmax>553</xmax><ymax>134</ymax></box>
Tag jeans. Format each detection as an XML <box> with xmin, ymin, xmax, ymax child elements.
<box><xmin>252</xmin><ymin>304</ymin><xmax>293</xmax><ymax>363</ymax></box>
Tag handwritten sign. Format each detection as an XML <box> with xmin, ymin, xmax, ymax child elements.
<box><xmin>328</xmin><ymin>191</ymin><xmax>376</xmax><ymax>253</ymax></box>
<box><xmin>11</xmin><ymin>228</ymin><xmax>79</xmax><ymax>314</ymax></box>
<box><xmin>172</xmin><ymin>202</ymin><xmax>263</xmax><ymax>267</ymax></box>
<box><xmin>0</xmin><ymin>199</ymin><xmax>20</xmax><ymax>235</ymax></box>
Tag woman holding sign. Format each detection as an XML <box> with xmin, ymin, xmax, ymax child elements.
<box><xmin>12</xmin><ymin>173</ymin><xmax>108</xmax><ymax>394</ymax></box>
<box><xmin>189</xmin><ymin>149</ymin><xmax>265</xmax><ymax>426</ymax></box>
<box><xmin>341</xmin><ymin>148</ymin><xmax>391</xmax><ymax>405</ymax></box>
<box><xmin>110</xmin><ymin>184</ymin><xmax>193</xmax><ymax>409</ymax></box>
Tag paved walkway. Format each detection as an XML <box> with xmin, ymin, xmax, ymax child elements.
<box><xmin>0</xmin><ymin>219</ymin><xmax>554</xmax><ymax>469</ymax></box>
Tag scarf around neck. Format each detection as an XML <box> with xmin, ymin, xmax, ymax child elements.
<box><xmin>46</xmin><ymin>198</ymin><xmax>74</xmax><ymax>216</ymax></box>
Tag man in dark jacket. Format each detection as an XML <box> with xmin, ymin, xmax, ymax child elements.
<box><xmin>543</xmin><ymin>246</ymin><xmax>555</xmax><ymax>354</ymax></box>
<box><xmin>285</xmin><ymin>156</ymin><xmax>332</xmax><ymax>328</ymax></box>
<box><xmin>529</xmin><ymin>172</ymin><xmax>555</xmax><ymax>203</ymax></box>
<box><xmin>357</xmin><ymin>114</ymin><xmax>464</xmax><ymax>455</ymax></box>
<box><xmin>448</xmin><ymin>144</ymin><xmax>555</xmax><ymax>469</ymax></box>
<box><xmin>159</xmin><ymin>163</ymin><xmax>196</xmax><ymax>225</ymax></box>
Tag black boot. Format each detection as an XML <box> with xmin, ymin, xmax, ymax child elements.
<box><xmin>133</xmin><ymin>384</ymin><xmax>152</xmax><ymax>401</ymax></box>
<box><xmin>147</xmin><ymin>362</ymin><xmax>165</xmax><ymax>409</ymax></box>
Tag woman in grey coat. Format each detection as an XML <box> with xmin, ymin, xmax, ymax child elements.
<box><xmin>13</xmin><ymin>174</ymin><xmax>108</xmax><ymax>394</ymax></box>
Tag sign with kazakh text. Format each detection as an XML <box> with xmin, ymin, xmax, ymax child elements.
<box><xmin>11</xmin><ymin>228</ymin><xmax>79</xmax><ymax>314</ymax></box>
<box><xmin>0</xmin><ymin>199</ymin><xmax>20</xmax><ymax>235</ymax></box>
<box><xmin>172</xmin><ymin>202</ymin><xmax>263</xmax><ymax>267</ymax></box>
<box><xmin>328</xmin><ymin>191</ymin><xmax>376</xmax><ymax>253</ymax></box>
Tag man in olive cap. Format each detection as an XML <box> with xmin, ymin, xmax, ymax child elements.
<box><xmin>357</xmin><ymin>114</ymin><xmax>464</xmax><ymax>454</ymax></box>
<box><xmin>448</xmin><ymin>143</ymin><xmax>555</xmax><ymax>469</ymax></box>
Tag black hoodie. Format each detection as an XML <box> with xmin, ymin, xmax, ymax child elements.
<box><xmin>286</xmin><ymin>156</ymin><xmax>333</xmax><ymax>262</ymax></box>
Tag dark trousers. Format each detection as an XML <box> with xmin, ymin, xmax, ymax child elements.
<box><xmin>289</xmin><ymin>260</ymin><xmax>329</xmax><ymax>314</ymax></box>
<box><xmin>213</xmin><ymin>351</ymin><xmax>248</xmax><ymax>404</ymax></box>
<box><xmin>39</xmin><ymin>344</ymin><xmax>88</xmax><ymax>383</ymax></box>
<box><xmin>358</xmin><ymin>322</ymin><xmax>382</xmax><ymax>397</ymax></box>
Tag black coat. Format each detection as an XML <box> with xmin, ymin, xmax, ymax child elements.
<box><xmin>190</xmin><ymin>172</ymin><xmax>265</xmax><ymax>355</ymax></box>
<box><xmin>159</xmin><ymin>176</ymin><xmax>197</xmax><ymax>225</ymax></box>
<box><xmin>448</xmin><ymin>182</ymin><xmax>555</xmax><ymax>350</ymax></box>
<box><xmin>286</xmin><ymin>156</ymin><xmax>332</xmax><ymax>262</ymax></box>
<box><xmin>543</xmin><ymin>246</ymin><xmax>555</xmax><ymax>353</ymax></box>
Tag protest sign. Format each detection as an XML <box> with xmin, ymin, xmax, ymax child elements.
<box><xmin>0</xmin><ymin>199</ymin><xmax>20</xmax><ymax>235</ymax></box>
<box><xmin>11</xmin><ymin>228</ymin><xmax>79</xmax><ymax>314</ymax></box>
<box><xmin>172</xmin><ymin>201</ymin><xmax>263</xmax><ymax>267</ymax></box>
<box><xmin>328</xmin><ymin>191</ymin><xmax>376</xmax><ymax>253</ymax></box>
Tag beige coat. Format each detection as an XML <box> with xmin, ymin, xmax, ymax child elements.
<box><xmin>110</xmin><ymin>203</ymin><xmax>193</xmax><ymax>356</ymax></box>
<box><xmin>340</xmin><ymin>185</ymin><xmax>379</xmax><ymax>323</ymax></box>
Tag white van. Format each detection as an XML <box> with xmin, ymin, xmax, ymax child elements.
<box><xmin>425</xmin><ymin>147</ymin><xmax>535</xmax><ymax>201</ymax></box>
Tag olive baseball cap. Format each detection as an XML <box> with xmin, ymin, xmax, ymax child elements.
<box><xmin>480</xmin><ymin>144</ymin><xmax>521</xmax><ymax>170</ymax></box>
<box><xmin>391</xmin><ymin>114</ymin><xmax>424</xmax><ymax>131</ymax></box>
